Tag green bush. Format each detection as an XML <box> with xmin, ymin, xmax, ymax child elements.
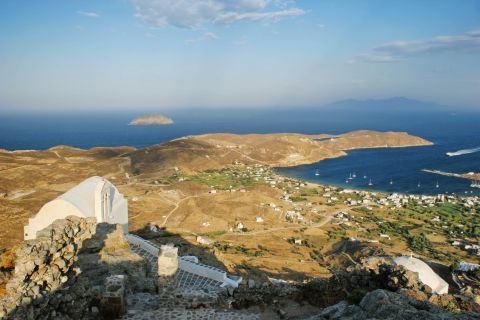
<box><xmin>408</xmin><ymin>234</ymin><xmax>432</xmax><ymax>253</ymax></box>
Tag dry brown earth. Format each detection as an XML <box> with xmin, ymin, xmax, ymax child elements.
<box><xmin>0</xmin><ymin>130</ymin><xmax>433</xmax><ymax>278</ymax></box>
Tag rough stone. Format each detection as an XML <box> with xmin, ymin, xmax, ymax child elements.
<box><xmin>101</xmin><ymin>274</ymin><xmax>127</xmax><ymax>318</ymax></box>
<box><xmin>157</xmin><ymin>243</ymin><xmax>178</xmax><ymax>277</ymax></box>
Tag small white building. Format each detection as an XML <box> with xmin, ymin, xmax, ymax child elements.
<box><xmin>393</xmin><ymin>256</ymin><xmax>449</xmax><ymax>294</ymax></box>
<box><xmin>24</xmin><ymin>176</ymin><xmax>128</xmax><ymax>240</ymax></box>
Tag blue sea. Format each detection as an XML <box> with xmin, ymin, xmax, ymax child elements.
<box><xmin>1</xmin><ymin>102</ymin><xmax>479</xmax><ymax>196</ymax></box>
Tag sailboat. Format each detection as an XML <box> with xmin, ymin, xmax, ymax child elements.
<box><xmin>368</xmin><ymin>179</ymin><xmax>373</xmax><ymax>186</ymax></box>
<box><xmin>417</xmin><ymin>182</ymin><xmax>421</xmax><ymax>188</ymax></box>
<box><xmin>315</xmin><ymin>169</ymin><xmax>320</xmax><ymax>176</ymax></box>
<box><xmin>471</xmin><ymin>180</ymin><xmax>480</xmax><ymax>188</ymax></box>
<box><xmin>352</xmin><ymin>172</ymin><xmax>357</xmax><ymax>178</ymax></box>
<box><xmin>389</xmin><ymin>179</ymin><xmax>393</xmax><ymax>185</ymax></box>
<box><xmin>436</xmin><ymin>181</ymin><xmax>439</xmax><ymax>188</ymax></box>
<box><xmin>348</xmin><ymin>173</ymin><xmax>353</xmax><ymax>180</ymax></box>
<box><xmin>363</xmin><ymin>174</ymin><xmax>367</xmax><ymax>179</ymax></box>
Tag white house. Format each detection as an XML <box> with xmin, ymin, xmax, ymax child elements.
<box><xmin>393</xmin><ymin>256</ymin><xmax>449</xmax><ymax>294</ymax></box>
<box><xmin>24</xmin><ymin>176</ymin><xmax>128</xmax><ymax>240</ymax></box>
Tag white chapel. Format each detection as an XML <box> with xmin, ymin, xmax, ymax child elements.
<box><xmin>24</xmin><ymin>176</ymin><xmax>128</xmax><ymax>240</ymax></box>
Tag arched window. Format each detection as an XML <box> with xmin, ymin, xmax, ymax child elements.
<box><xmin>101</xmin><ymin>183</ymin><xmax>111</xmax><ymax>223</ymax></box>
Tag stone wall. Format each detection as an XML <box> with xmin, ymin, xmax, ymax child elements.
<box><xmin>0</xmin><ymin>216</ymin><xmax>97</xmax><ymax>319</ymax></box>
<box><xmin>0</xmin><ymin>216</ymin><xmax>150</xmax><ymax>320</ymax></box>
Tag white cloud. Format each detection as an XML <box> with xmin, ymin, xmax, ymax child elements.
<box><xmin>356</xmin><ymin>29</ymin><xmax>480</xmax><ymax>63</ymax></box>
<box><xmin>204</xmin><ymin>32</ymin><xmax>219</xmax><ymax>40</ymax></box>
<box><xmin>353</xmin><ymin>53</ymin><xmax>403</xmax><ymax>64</ymax></box>
<box><xmin>185</xmin><ymin>32</ymin><xmax>220</xmax><ymax>43</ymax></box>
<box><xmin>130</xmin><ymin>0</ymin><xmax>305</xmax><ymax>29</ymax></box>
<box><xmin>214</xmin><ymin>7</ymin><xmax>304</xmax><ymax>24</ymax></box>
<box><xmin>77</xmin><ymin>11</ymin><xmax>100</xmax><ymax>18</ymax></box>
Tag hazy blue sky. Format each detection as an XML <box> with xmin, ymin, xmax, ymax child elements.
<box><xmin>1</xmin><ymin>0</ymin><xmax>479</xmax><ymax>110</ymax></box>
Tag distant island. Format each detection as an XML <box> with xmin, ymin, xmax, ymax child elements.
<box><xmin>129</xmin><ymin>114</ymin><xmax>173</xmax><ymax>126</ymax></box>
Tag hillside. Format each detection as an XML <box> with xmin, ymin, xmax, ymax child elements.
<box><xmin>0</xmin><ymin>130</ymin><xmax>431</xmax><ymax>248</ymax></box>
<box><xmin>129</xmin><ymin>130</ymin><xmax>432</xmax><ymax>175</ymax></box>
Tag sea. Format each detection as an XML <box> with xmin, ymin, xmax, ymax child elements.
<box><xmin>1</xmin><ymin>101</ymin><xmax>479</xmax><ymax>196</ymax></box>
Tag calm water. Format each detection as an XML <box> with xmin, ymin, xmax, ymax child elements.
<box><xmin>1</xmin><ymin>105</ymin><xmax>479</xmax><ymax>195</ymax></box>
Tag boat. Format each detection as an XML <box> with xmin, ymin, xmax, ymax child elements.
<box><xmin>446</xmin><ymin>147</ymin><xmax>480</xmax><ymax>157</ymax></box>
<box><xmin>352</xmin><ymin>172</ymin><xmax>357</xmax><ymax>178</ymax></box>
<box><xmin>368</xmin><ymin>179</ymin><xmax>373</xmax><ymax>186</ymax></box>
<box><xmin>471</xmin><ymin>180</ymin><xmax>480</xmax><ymax>188</ymax></box>
<box><xmin>417</xmin><ymin>182</ymin><xmax>421</xmax><ymax>188</ymax></box>
<box><xmin>389</xmin><ymin>179</ymin><xmax>393</xmax><ymax>185</ymax></box>
<box><xmin>348</xmin><ymin>173</ymin><xmax>353</xmax><ymax>180</ymax></box>
<box><xmin>436</xmin><ymin>181</ymin><xmax>439</xmax><ymax>188</ymax></box>
<box><xmin>315</xmin><ymin>169</ymin><xmax>320</xmax><ymax>176</ymax></box>
<box><xmin>363</xmin><ymin>174</ymin><xmax>367</xmax><ymax>179</ymax></box>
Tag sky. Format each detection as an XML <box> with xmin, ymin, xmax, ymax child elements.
<box><xmin>0</xmin><ymin>0</ymin><xmax>479</xmax><ymax>111</ymax></box>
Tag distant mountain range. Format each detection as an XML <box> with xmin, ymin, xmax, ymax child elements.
<box><xmin>320</xmin><ymin>97</ymin><xmax>452</xmax><ymax>111</ymax></box>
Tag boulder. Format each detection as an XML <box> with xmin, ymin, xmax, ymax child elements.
<box><xmin>310</xmin><ymin>289</ymin><xmax>479</xmax><ymax>319</ymax></box>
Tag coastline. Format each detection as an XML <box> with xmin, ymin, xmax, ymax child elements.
<box><xmin>423</xmin><ymin>169</ymin><xmax>480</xmax><ymax>181</ymax></box>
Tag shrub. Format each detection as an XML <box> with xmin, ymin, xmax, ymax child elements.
<box><xmin>0</xmin><ymin>248</ymin><xmax>16</xmax><ymax>271</ymax></box>
<box><xmin>408</xmin><ymin>234</ymin><xmax>432</xmax><ymax>253</ymax></box>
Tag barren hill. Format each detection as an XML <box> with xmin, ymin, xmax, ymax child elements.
<box><xmin>129</xmin><ymin>130</ymin><xmax>432</xmax><ymax>175</ymax></box>
<box><xmin>0</xmin><ymin>130</ymin><xmax>431</xmax><ymax>248</ymax></box>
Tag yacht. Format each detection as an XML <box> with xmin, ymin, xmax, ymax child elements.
<box><xmin>315</xmin><ymin>169</ymin><xmax>320</xmax><ymax>176</ymax></box>
<box><xmin>348</xmin><ymin>173</ymin><xmax>353</xmax><ymax>180</ymax></box>
<box><xmin>368</xmin><ymin>179</ymin><xmax>373</xmax><ymax>186</ymax></box>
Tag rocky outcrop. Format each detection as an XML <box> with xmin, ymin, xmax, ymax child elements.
<box><xmin>0</xmin><ymin>217</ymin><xmax>150</xmax><ymax>320</ymax></box>
<box><xmin>338</xmin><ymin>256</ymin><xmax>429</xmax><ymax>293</ymax></box>
<box><xmin>309</xmin><ymin>289</ymin><xmax>479</xmax><ymax>320</ymax></box>
<box><xmin>0</xmin><ymin>216</ymin><xmax>97</xmax><ymax>319</ymax></box>
<box><xmin>128</xmin><ymin>114</ymin><xmax>173</xmax><ymax>126</ymax></box>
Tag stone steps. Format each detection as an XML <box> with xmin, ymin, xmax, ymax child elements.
<box><xmin>123</xmin><ymin>308</ymin><xmax>260</xmax><ymax>320</ymax></box>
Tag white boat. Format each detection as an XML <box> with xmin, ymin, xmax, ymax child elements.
<box><xmin>436</xmin><ymin>181</ymin><xmax>439</xmax><ymax>188</ymax></box>
<box><xmin>363</xmin><ymin>174</ymin><xmax>367</xmax><ymax>179</ymax></box>
<box><xmin>389</xmin><ymin>179</ymin><xmax>393</xmax><ymax>185</ymax></box>
<box><xmin>417</xmin><ymin>182</ymin><xmax>421</xmax><ymax>188</ymax></box>
<box><xmin>446</xmin><ymin>147</ymin><xmax>480</xmax><ymax>157</ymax></box>
<box><xmin>352</xmin><ymin>172</ymin><xmax>357</xmax><ymax>178</ymax></box>
<box><xmin>315</xmin><ymin>169</ymin><xmax>320</xmax><ymax>176</ymax></box>
<box><xmin>471</xmin><ymin>180</ymin><xmax>480</xmax><ymax>188</ymax></box>
<box><xmin>368</xmin><ymin>179</ymin><xmax>373</xmax><ymax>186</ymax></box>
<box><xmin>348</xmin><ymin>173</ymin><xmax>353</xmax><ymax>180</ymax></box>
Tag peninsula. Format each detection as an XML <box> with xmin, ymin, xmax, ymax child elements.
<box><xmin>423</xmin><ymin>169</ymin><xmax>480</xmax><ymax>181</ymax></box>
<box><xmin>129</xmin><ymin>113</ymin><xmax>173</xmax><ymax>125</ymax></box>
